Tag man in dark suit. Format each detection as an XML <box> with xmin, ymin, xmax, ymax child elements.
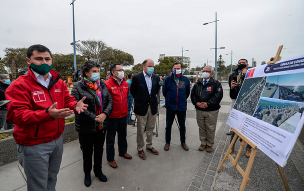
<box><xmin>130</xmin><ymin>59</ymin><xmax>160</xmax><ymax>160</ymax></box>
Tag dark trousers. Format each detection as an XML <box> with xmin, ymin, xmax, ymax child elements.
<box><xmin>165</xmin><ymin>109</ymin><xmax>186</xmax><ymax>144</ymax></box>
<box><xmin>106</xmin><ymin>116</ymin><xmax>128</xmax><ymax>162</ymax></box>
<box><xmin>127</xmin><ymin>97</ymin><xmax>133</xmax><ymax>122</ymax></box>
<box><xmin>78</xmin><ymin>130</ymin><xmax>106</xmax><ymax>174</ymax></box>
<box><xmin>230</xmin><ymin>131</ymin><xmax>252</xmax><ymax>149</ymax></box>
<box><xmin>0</xmin><ymin>110</ymin><xmax>14</xmax><ymax>130</ymax></box>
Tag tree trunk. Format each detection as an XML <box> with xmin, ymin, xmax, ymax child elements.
<box><xmin>11</xmin><ymin>58</ymin><xmax>16</xmax><ymax>80</ymax></box>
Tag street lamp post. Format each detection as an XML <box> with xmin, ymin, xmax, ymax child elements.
<box><xmin>203</xmin><ymin>12</ymin><xmax>220</xmax><ymax>80</ymax></box>
<box><xmin>70</xmin><ymin>0</ymin><xmax>77</xmax><ymax>72</ymax></box>
<box><xmin>181</xmin><ymin>47</ymin><xmax>189</xmax><ymax>64</ymax></box>
<box><xmin>226</xmin><ymin>50</ymin><xmax>233</xmax><ymax>74</ymax></box>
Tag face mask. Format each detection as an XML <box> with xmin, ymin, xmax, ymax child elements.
<box><xmin>237</xmin><ymin>64</ymin><xmax>247</xmax><ymax>71</ymax></box>
<box><xmin>202</xmin><ymin>72</ymin><xmax>210</xmax><ymax>79</ymax></box>
<box><xmin>117</xmin><ymin>71</ymin><xmax>124</xmax><ymax>79</ymax></box>
<box><xmin>90</xmin><ymin>72</ymin><xmax>100</xmax><ymax>82</ymax></box>
<box><xmin>30</xmin><ymin>63</ymin><xmax>53</xmax><ymax>75</ymax></box>
<box><xmin>146</xmin><ymin>67</ymin><xmax>154</xmax><ymax>75</ymax></box>
<box><xmin>173</xmin><ymin>69</ymin><xmax>182</xmax><ymax>77</ymax></box>
<box><xmin>3</xmin><ymin>79</ymin><xmax>10</xmax><ymax>85</ymax></box>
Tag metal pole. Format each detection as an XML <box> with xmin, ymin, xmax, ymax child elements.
<box><xmin>72</xmin><ymin>0</ymin><xmax>77</xmax><ymax>72</ymax></box>
<box><xmin>215</xmin><ymin>12</ymin><xmax>218</xmax><ymax>80</ymax></box>
<box><xmin>182</xmin><ymin>47</ymin><xmax>184</xmax><ymax>64</ymax></box>
<box><xmin>231</xmin><ymin>50</ymin><xmax>233</xmax><ymax>74</ymax></box>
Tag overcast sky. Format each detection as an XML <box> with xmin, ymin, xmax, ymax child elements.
<box><xmin>1</xmin><ymin>0</ymin><xmax>303</xmax><ymax>70</ymax></box>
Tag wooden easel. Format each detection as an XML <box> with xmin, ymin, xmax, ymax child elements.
<box><xmin>217</xmin><ymin>128</ymin><xmax>290</xmax><ymax>191</ymax></box>
<box><xmin>217</xmin><ymin>46</ymin><xmax>291</xmax><ymax>191</ymax></box>
<box><xmin>217</xmin><ymin>128</ymin><xmax>257</xmax><ymax>191</ymax></box>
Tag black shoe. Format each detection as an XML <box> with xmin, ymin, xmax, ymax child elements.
<box><xmin>84</xmin><ymin>173</ymin><xmax>91</xmax><ymax>187</ymax></box>
<box><xmin>95</xmin><ymin>172</ymin><xmax>107</xmax><ymax>182</ymax></box>
<box><xmin>226</xmin><ymin>131</ymin><xmax>232</xmax><ymax>135</ymax></box>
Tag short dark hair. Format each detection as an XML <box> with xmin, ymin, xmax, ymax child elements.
<box><xmin>238</xmin><ymin>59</ymin><xmax>248</xmax><ymax>64</ymax></box>
<box><xmin>27</xmin><ymin>44</ymin><xmax>52</xmax><ymax>58</ymax></box>
<box><xmin>128</xmin><ymin>73</ymin><xmax>133</xmax><ymax>79</ymax></box>
<box><xmin>109</xmin><ymin>63</ymin><xmax>121</xmax><ymax>76</ymax></box>
<box><xmin>142</xmin><ymin>59</ymin><xmax>148</xmax><ymax>65</ymax></box>
<box><xmin>81</xmin><ymin>60</ymin><xmax>100</xmax><ymax>78</ymax></box>
<box><xmin>172</xmin><ymin>61</ymin><xmax>183</xmax><ymax>69</ymax></box>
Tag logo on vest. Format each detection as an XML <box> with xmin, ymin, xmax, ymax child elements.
<box><xmin>55</xmin><ymin>89</ymin><xmax>61</xmax><ymax>92</ymax></box>
<box><xmin>32</xmin><ymin>91</ymin><xmax>46</xmax><ymax>103</ymax></box>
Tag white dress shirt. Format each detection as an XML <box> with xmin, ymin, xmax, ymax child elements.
<box><xmin>143</xmin><ymin>70</ymin><xmax>152</xmax><ymax>95</ymax></box>
<box><xmin>32</xmin><ymin>69</ymin><xmax>52</xmax><ymax>89</ymax></box>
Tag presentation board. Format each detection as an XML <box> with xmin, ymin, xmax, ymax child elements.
<box><xmin>227</xmin><ymin>55</ymin><xmax>304</xmax><ymax>167</ymax></box>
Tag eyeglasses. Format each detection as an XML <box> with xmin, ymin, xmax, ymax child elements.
<box><xmin>202</xmin><ymin>71</ymin><xmax>212</xmax><ymax>73</ymax></box>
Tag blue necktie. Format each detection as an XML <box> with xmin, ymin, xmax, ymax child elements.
<box><xmin>204</xmin><ymin>80</ymin><xmax>207</xmax><ymax>85</ymax></box>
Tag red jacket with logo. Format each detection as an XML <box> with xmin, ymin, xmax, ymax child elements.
<box><xmin>5</xmin><ymin>67</ymin><xmax>78</xmax><ymax>146</ymax></box>
<box><xmin>105</xmin><ymin>77</ymin><xmax>128</xmax><ymax>118</ymax></box>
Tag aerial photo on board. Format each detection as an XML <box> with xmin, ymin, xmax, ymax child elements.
<box><xmin>233</xmin><ymin>76</ymin><xmax>267</xmax><ymax>116</ymax></box>
<box><xmin>261</xmin><ymin>72</ymin><xmax>304</xmax><ymax>102</ymax></box>
<box><xmin>253</xmin><ymin>97</ymin><xmax>304</xmax><ymax>134</ymax></box>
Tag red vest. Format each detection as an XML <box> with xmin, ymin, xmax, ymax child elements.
<box><xmin>105</xmin><ymin>77</ymin><xmax>129</xmax><ymax>118</ymax></box>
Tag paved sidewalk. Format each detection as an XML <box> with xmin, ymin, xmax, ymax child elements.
<box><xmin>1</xmin><ymin>83</ymin><xmax>304</xmax><ymax>191</ymax></box>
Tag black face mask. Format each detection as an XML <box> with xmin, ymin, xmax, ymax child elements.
<box><xmin>238</xmin><ymin>64</ymin><xmax>247</xmax><ymax>71</ymax></box>
<box><xmin>240</xmin><ymin>75</ymin><xmax>245</xmax><ymax>80</ymax></box>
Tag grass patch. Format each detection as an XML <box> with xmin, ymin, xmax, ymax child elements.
<box><xmin>65</xmin><ymin>116</ymin><xmax>75</xmax><ymax>123</ymax></box>
<box><xmin>0</xmin><ymin>133</ymin><xmax>12</xmax><ymax>140</ymax></box>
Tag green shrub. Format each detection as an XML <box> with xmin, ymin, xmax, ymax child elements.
<box><xmin>0</xmin><ymin>133</ymin><xmax>12</xmax><ymax>140</ymax></box>
<box><xmin>65</xmin><ymin>116</ymin><xmax>75</xmax><ymax>123</ymax></box>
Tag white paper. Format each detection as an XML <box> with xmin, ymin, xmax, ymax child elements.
<box><xmin>227</xmin><ymin>55</ymin><xmax>304</xmax><ymax>167</ymax></box>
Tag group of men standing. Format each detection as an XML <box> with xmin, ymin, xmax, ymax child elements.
<box><xmin>6</xmin><ymin>44</ymin><xmax>253</xmax><ymax>190</ymax></box>
<box><xmin>100</xmin><ymin>59</ymin><xmax>225</xmax><ymax>166</ymax></box>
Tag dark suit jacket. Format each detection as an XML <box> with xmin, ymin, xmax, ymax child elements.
<box><xmin>130</xmin><ymin>72</ymin><xmax>160</xmax><ymax>116</ymax></box>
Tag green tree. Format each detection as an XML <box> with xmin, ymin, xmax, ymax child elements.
<box><xmin>0</xmin><ymin>58</ymin><xmax>7</xmax><ymax>74</ymax></box>
<box><xmin>191</xmin><ymin>66</ymin><xmax>204</xmax><ymax>72</ymax></box>
<box><xmin>76</xmin><ymin>40</ymin><xmax>134</xmax><ymax>74</ymax></box>
<box><xmin>217</xmin><ymin>55</ymin><xmax>226</xmax><ymax>80</ymax></box>
<box><xmin>52</xmin><ymin>53</ymin><xmax>86</xmax><ymax>76</ymax></box>
<box><xmin>261</xmin><ymin>61</ymin><xmax>266</xmax><ymax>65</ymax></box>
<box><xmin>104</xmin><ymin>48</ymin><xmax>134</xmax><ymax>72</ymax></box>
<box><xmin>132</xmin><ymin>63</ymin><xmax>143</xmax><ymax>74</ymax></box>
<box><xmin>124</xmin><ymin>69</ymin><xmax>132</xmax><ymax>79</ymax></box>
<box><xmin>155</xmin><ymin>57</ymin><xmax>188</xmax><ymax>76</ymax></box>
<box><xmin>0</xmin><ymin>48</ymin><xmax>27</xmax><ymax>80</ymax></box>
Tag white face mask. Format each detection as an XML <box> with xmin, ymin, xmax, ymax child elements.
<box><xmin>202</xmin><ymin>72</ymin><xmax>210</xmax><ymax>79</ymax></box>
<box><xmin>117</xmin><ymin>71</ymin><xmax>124</xmax><ymax>79</ymax></box>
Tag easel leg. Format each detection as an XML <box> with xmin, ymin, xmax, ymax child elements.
<box><xmin>218</xmin><ymin>134</ymin><xmax>238</xmax><ymax>172</ymax></box>
<box><xmin>276</xmin><ymin>163</ymin><xmax>290</xmax><ymax>191</ymax></box>
<box><xmin>239</xmin><ymin>148</ymin><xmax>257</xmax><ymax>191</ymax></box>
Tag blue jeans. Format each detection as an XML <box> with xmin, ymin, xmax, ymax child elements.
<box><xmin>165</xmin><ymin>109</ymin><xmax>186</xmax><ymax>144</ymax></box>
<box><xmin>230</xmin><ymin>131</ymin><xmax>252</xmax><ymax>149</ymax></box>
<box><xmin>106</xmin><ymin>116</ymin><xmax>128</xmax><ymax>162</ymax></box>
<box><xmin>127</xmin><ymin>96</ymin><xmax>133</xmax><ymax>122</ymax></box>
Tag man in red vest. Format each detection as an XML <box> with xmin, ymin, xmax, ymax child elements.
<box><xmin>105</xmin><ymin>63</ymin><xmax>132</xmax><ymax>169</ymax></box>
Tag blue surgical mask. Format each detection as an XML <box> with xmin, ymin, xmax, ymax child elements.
<box><xmin>90</xmin><ymin>73</ymin><xmax>100</xmax><ymax>82</ymax></box>
<box><xmin>3</xmin><ymin>79</ymin><xmax>10</xmax><ymax>85</ymax></box>
<box><xmin>146</xmin><ymin>67</ymin><xmax>154</xmax><ymax>75</ymax></box>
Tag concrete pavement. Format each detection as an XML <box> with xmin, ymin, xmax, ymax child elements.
<box><xmin>1</xmin><ymin>83</ymin><xmax>304</xmax><ymax>191</ymax></box>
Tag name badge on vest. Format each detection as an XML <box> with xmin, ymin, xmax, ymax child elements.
<box><xmin>206</xmin><ymin>87</ymin><xmax>212</xmax><ymax>91</ymax></box>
